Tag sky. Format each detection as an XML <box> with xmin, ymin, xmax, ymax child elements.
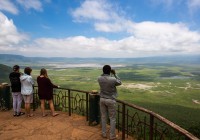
<box><xmin>0</xmin><ymin>0</ymin><xmax>200</xmax><ymax>58</ymax></box>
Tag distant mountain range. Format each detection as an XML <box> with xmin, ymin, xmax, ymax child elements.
<box><xmin>0</xmin><ymin>54</ymin><xmax>200</xmax><ymax>82</ymax></box>
<box><xmin>0</xmin><ymin>54</ymin><xmax>200</xmax><ymax>67</ymax></box>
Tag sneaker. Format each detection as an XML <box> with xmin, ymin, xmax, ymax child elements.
<box><xmin>110</xmin><ymin>138</ymin><xmax>118</xmax><ymax>140</ymax></box>
<box><xmin>13</xmin><ymin>112</ymin><xmax>17</xmax><ymax>117</ymax></box>
<box><xmin>101</xmin><ymin>134</ymin><xmax>107</xmax><ymax>139</ymax></box>
<box><xmin>110</xmin><ymin>135</ymin><xmax>119</xmax><ymax>140</ymax></box>
<box><xmin>16</xmin><ymin>113</ymin><xmax>20</xmax><ymax>117</ymax></box>
<box><xmin>16</xmin><ymin>112</ymin><xmax>25</xmax><ymax>116</ymax></box>
<box><xmin>20</xmin><ymin>112</ymin><xmax>25</xmax><ymax>115</ymax></box>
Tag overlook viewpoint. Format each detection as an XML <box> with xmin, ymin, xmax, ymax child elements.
<box><xmin>0</xmin><ymin>84</ymin><xmax>198</xmax><ymax>140</ymax></box>
<box><xmin>1</xmin><ymin>0</ymin><xmax>200</xmax><ymax>139</ymax></box>
<box><xmin>0</xmin><ymin>110</ymin><xmax>134</xmax><ymax>140</ymax></box>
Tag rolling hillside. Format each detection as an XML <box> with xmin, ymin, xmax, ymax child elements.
<box><xmin>0</xmin><ymin>64</ymin><xmax>12</xmax><ymax>83</ymax></box>
<box><xmin>0</xmin><ymin>54</ymin><xmax>200</xmax><ymax>67</ymax></box>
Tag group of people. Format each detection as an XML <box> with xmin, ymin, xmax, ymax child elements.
<box><xmin>9</xmin><ymin>65</ymin><xmax>59</xmax><ymax>117</ymax></box>
<box><xmin>9</xmin><ymin>64</ymin><xmax>121</xmax><ymax>140</ymax></box>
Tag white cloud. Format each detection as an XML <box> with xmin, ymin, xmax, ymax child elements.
<box><xmin>0</xmin><ymin>0</ymin><xmax>18</xmax><ymax>14</ymax></box>
<box><xmin>11</xmin><ymin>24</ymin><xmax>200</xmax><ymax>57</ymax></box>
<box><xmin>119</xmin><ymin>22</ymin><xmax>200</xmax><ymax>54</ymax></box>
<box><xmin>0</xmin><ymin>0</ymin><xmax>200</xmax><ymax>58</ymax></box>
<box><xmin>0</xmin><ymin>12</ymin><xmax>28</xmax><ymax>52</ymax></box>
<box><xmin>72</xmin><ymin>0</ymin><xmax>111</xmax><ymax>21</ymax></box>
<box><xmin>151</xmin><ymin>0</ymin><xmax>200</xmax><ymax>14</ymax></box>
<box><xmin>95</xmin><ymin>22</ymin><xmax>124</xmax><ymax>32</ymax></box>
<box><xmin>187</xmin><ymin>0</ymin><xmax>200</xmax><ymax>13</ymax></box>
<box><xmin>188</xmin><ymin>0</ymin><xmax>200</xmax><ymax>8</ymax></box>
<box><xmin>71</xmin><ymin>0</ymin><xmax>129</xmax><ymax>33</ymax></box>
<box><xmin>23</xmin><ymin>36</ymin><xmax>114</xmax><ymax>57</ymax></box>
<box><xmin>0</xmin><ymin>0</ymin><xmax>45</xmax><ymax>15</ymax></box>
<box><xmin>16</xmin><ymin>0</ymin><xmax>43</xmax><ymax>11</ymax></box>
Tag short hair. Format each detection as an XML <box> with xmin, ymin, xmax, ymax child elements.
<box><xmin>24</xmin><ymin>67</ymin><xmax>32</xmax><ymax>75</ymax></box>
<box><xmin>13</xmin><ymin>65</ymin><xmax>20</xmax><ymax>71</ymax></box>
<box><xmin>103</xmin><ymin>65</ymin><xmax>111</xmax><ymax>74</ymax></box>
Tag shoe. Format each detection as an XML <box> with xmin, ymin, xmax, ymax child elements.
<box><xmin>110</xmin><ymin>138</ymin><xmax>118</xmax><ymax>140</ymax></box>
<box><xmin>16</xmin><ymin>113</ymin><xmax>20</xmax><ymax>117</ymax></box>
<box><xmin>13</xmin><ymin>112</ymin><xmax>17</xmax><ymax>117</ymax></box>
<box><xmin>16</xmin><ymin>112</ymin><xmax>25</xmax><ymax>117</ymax></box>
<box><xmin>17</xmin><ymin>112</ymin><xmax>25</xmax><ymax>116</ymax></box>
<box><xmin>52</xmin><ymin>113</ymin><xmax>59</xmax><ymax>117</ymax></box>
<box><xmin>42</xmin><ymin>114</ymin><xmax>48</xmax><ymax>117</ymax></box>
<box><xmin>20</xmin><ymin>112</ymin><xmax>25</xmax><ymax>115</ymax></box>
<box><xmin>110</xmin><ymin>135</ymin><xmax>119</xmax><ymax>140</ymax></box>
<box><xmin>27</xmin><ymin>114</ymin><xmax>34</xmax><ymax>117</ymax></box>
<box><xmin>101</xmin><ymin>133</ymin><xmax>107</xmax><ymax>139</ymax></box>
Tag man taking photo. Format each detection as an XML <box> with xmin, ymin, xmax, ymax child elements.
<box><xmin>98</xmin><ymin>65</ymin><xmax>122</xmax><ymax>140</ymax></box>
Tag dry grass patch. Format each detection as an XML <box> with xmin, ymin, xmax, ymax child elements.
<box><xmin>121</xmin><ymin>83</ymin><xmax>155</xmax><ymax>90</ymax></box>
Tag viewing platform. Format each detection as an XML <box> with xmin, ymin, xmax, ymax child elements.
<box><xmin>0</xmin><ymin>110</ymin><xmax>134</xmax><ymax>140</ymax></box>
<box><xmin>0</xmin><ymin>85</ymin><xmax>199</xmax><ymax>140</ymax></box>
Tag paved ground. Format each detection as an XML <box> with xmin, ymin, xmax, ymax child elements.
<box><xmin>0</xmin><ymin>110</ymin><xmax>134</xmax><ymax>140</ymax></box>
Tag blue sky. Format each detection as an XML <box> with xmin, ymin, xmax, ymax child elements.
<box><xmin>0</xmin><ymin>0</ymin><xmax>200</xmax><ymax>58</ymax></box>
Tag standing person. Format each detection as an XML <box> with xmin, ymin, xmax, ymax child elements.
<box><xmin>20</xmin><ymin>67</ymin><xmax>34</xmax><ymax>117</ymax></box>
<box><xmin>98</xmin><ymin>65</ymin><xmax>122</xmax><ymax>140</ymax></box>
<box><xmin>37</xmin><ymin>68</ymin><xmax>59</xmax><ymax>117</ymax></box>
<box><xmin>9</xmin><ymin>65</ymin><xmax>25</xmax><ymax>116</ymax></box>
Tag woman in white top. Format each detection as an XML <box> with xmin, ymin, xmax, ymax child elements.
<box><xmin>20</xmin><ymin>67</ymin><xmax>34</xmax><ymax>117</ymax></box>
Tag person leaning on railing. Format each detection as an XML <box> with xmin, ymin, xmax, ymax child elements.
<box><xmin>37</xmin><ymin>68</ymin><xmax>59</xmax><ymax>117</ymax></box>
<box><xmin>98</xmin><ymin>65</ymin><xmax>122</xmax><ymax>140</ymax></box>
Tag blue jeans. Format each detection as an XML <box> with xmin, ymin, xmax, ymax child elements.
<box><xmin>100</xmin><ymin>98</ymin><xmax>116</xmax><ymax>139</ymax></box>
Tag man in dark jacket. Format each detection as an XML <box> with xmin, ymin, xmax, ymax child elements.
<box><xmin>9</xmin><ymin>65</ymin><xmax>24</xmax><ymax>116</ymax></box>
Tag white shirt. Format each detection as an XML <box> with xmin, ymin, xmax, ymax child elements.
<box><xmin>20</xmin><ymin>74</ymin><xmax>34</xmax><ymax>95</ymax></box>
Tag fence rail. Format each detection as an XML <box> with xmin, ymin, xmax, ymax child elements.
<box><xmin>33</xmin><ymin>86</ymin><xmax>90</xmax><ymax>121</ymax></box>
<box><xmin>116</xmin><ymin>100</ymin><xmax>199</xmax><ymax>140</ymax></box>
<box><xmin>0</xmin><ymin>85</ymin><xmax>199</xmax><ymax>140</ymax></box>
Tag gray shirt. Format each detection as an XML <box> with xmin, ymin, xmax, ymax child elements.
<box><xmin>98</xmin><ymin>74</ymin><xmax>122</xmax><ymax>100</ymax></box>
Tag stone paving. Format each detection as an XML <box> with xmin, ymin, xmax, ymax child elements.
<box><xmin>0</xmin><ymin>110</ymin><xmax>134</xmax><ymax>140</ymax></box>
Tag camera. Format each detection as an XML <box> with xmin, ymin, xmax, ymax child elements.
<box><xmin>111</xmin><ymin>69</ymin><xmax>115</xmax><ymax>74</ymax></box>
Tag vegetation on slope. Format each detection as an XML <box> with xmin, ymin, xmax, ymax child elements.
<box><xmin>0</xmin><ymin>64</ymin><xmax>12</xmax><ymax>83</ymax></box>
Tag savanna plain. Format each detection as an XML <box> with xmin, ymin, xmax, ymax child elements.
<box><xmin>29</xmin><ymin>63</ymin><xmax>200</xmax><ymax>135</ymax></box>
<box><xmin>1</xmin><ymin>62</ymin><xmax>200</xmax><ymax>137</ymax></box>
